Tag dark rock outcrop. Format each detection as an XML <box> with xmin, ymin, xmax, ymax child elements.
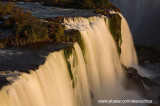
<box><xmin>0</xmin><ymin>77</ymin><xmax>9</xmax><ymax>89</ymax></box>
<box><xmin>125</xmin><ymin>67</ymin><xmax>146</xmax><ymax>96</ymax></box>
<box><xmin>125</xmin><ymin>67</ymin><xmax>158</xmax><ymax>97</ymax></box>
<box><xmin>123</xmin><ymin>66</ymin><xmax>160</xmax><ymax>106</ymax></box>
<box><xmin>135</xmin><ymin>44</ymin><xmax>160</xmax><ymax>66</ymax></box>
<box><xmin>142</xmin><ymin>77</ymin><xmax>158</xmax><ymax>87</ymax></box>
<box><xmin>0</xmin><ymin>71</ymin><xmax>22</xmax><ymax>89</ymax></box>
<box><xmin>94</xmin><ymin>9</ymin><xmax>110</xmax><ymax>15</ymax></box>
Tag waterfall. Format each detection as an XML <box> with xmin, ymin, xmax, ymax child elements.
<box><xmin>119</xmin><ymin>14</ymin><xmax>152</xmax><ymax>77</ymax></box>
<box><xmin>0</xmin><ymin>14</ymin><xmax>144</xmax><ymax>106</ymax></box>
<box><xmin>0</xmin><ymin>51</ymin><xmax>76</xmax><ymax>106</ymax></box>
<box><xmin>120</xmin><ymin>14</ymin><xmax>138</xmax><ymax>67</ymax></box>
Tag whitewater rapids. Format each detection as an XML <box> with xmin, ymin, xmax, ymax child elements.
<box><xmin>0</xmin><ymin>14</ymin><xmax>145</xmax><ymax>106</ymax></box>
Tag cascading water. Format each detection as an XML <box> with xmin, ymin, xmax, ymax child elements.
<box><xmin>120</xmin><ymin>14</ymin><xmax>138</xmax><ymax>67</ymax></box>
<box><xmin>0</xmin><ymin>51</ymin><xmax>76</xmax><ymax>106</ymax></box>
<box><xmin>0</xmin><ymin>14</ymin><xmax>145</xmax><ymax>106</ymax></box>
<box><xmin>120</xmin><ymin>14</ymin><xmax>152</xmax><ymax>78</ymax></box>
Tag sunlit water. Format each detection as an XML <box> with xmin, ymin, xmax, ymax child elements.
<box><xmin>0</xmin><ymin>14</ymin><xmax>149</xmax><ymax>106</ymax></box>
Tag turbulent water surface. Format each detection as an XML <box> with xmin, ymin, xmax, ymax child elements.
<box><xmin>15</xmin><ymin>2</ymin><xmax>96</xmax><ymax>18</ymax></box>
<box><xmin>0</xmin><ymin>43</ymin><xmax>72</xmax><ymax>72</ymax></box>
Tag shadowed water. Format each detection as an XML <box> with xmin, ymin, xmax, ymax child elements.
<box><xmin>0</xmin><ymin>43</ymin><xmax>72</xmax><ymax>72</ymax></box>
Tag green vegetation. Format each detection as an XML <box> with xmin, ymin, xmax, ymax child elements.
<box><xmin>65</xmin><ymin>29</ymin><xmax>81</xmax><ymax>42</ymax></box>
<box><xmin>1</xmin><ymin>8</ymin><xmax>50</xmax><ymax>46</ymax></box>
<box><xmin>0</xmin><ymin>3</ymin><xmax>82</xmax><ymax>48</ymax></box>
<box><xmin>76</xmin><ymin>0</ymin><xmax>96</xmax><ymax>9</ymax></box>
<box><xmin>136</xmin><ymin>44</ymin><xmax>160</xmax><ymax>59</ymax></box>
<box><xmin>93</xmin><ymin>0</ymin><xmax>117</xmax><ymax>10</ymax></box>
<box><xmin>47</xmin><ymin>23</ymin><xmax>65</xmax><ymax>42</ymax></box>
<box><xmin>63</xmin><ymin>47</ymin><xmax>75</xmax><ymax>88</ymax></box>
<box><xmin>46</xmin><ymin>18</ymin><xmax>82</xmax><ymax>43</ymax></box>
<box><xmin>0</xmin><ymin>1</ymin><xmax>121</xmax><ymax>53</ymax></box>
<box><xmin>108</xmin><ymin>14</ymin><xmax>122</xmax><ymax>54</ymax></box>
<box><xmin>55</xmin><ymin>25</ymin><xmax>65</xmax><ymax>42</ymax></box>
<box><xmin>0</xmin><ymin>2</ymin><xmax>15</xmax><ymax>15</ymax></box>
<box><xmin>135</xmin><ymin>44</ymin><xmax>160</xmax><ymax>65</ymax></box>
<box><xmin>64</xmin><ymin>29</ymin><xmax>85</xmax><ymax>55</ymax></box>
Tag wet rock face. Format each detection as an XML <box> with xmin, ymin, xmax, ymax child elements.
<box><xmin>125</xmin><ymin>67</ymin><xmax>159</xmax><ymax>96</ymax></box>
<box><xmin>0</xmin><ymin>77</ymin><xmax>9</xmax><ymax>89</ymax></box>
<box><xmin>0</xmin><ymin>71</ymin><xmax>22</xmax><ymax>89</ymax></box>
<box><xmin>125</xmin><ymin>67</ymin><xmax>146</xmax><ymax>96</ymax></box>
<box><xmin>126</xmin><ymin>67</ymin><xmax>158</xmax><ymax>87</ymax></box>
<box><xmin>142</xmin><ymin>77</ymin><xmax>158</xmax><ymax>87</ymax></box>
<box><xmin>135</xmin><ymin>44</ymin><xmax>160</xmax><ymax>66</ymax></box>
<box><xmin>127</xmin><ymin>67</ymin><xmax>138</xmax><ymax>75</ymax></box>
<box><xmin>124</xmin><ymin>66</ymin><xmax>160</xmax><ymax>105</ymax></box>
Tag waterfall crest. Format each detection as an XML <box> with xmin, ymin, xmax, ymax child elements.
<box><xmin>0</xmin><ymin>14</ymin><xmax>143</xmax><ymax>106</ymax></box>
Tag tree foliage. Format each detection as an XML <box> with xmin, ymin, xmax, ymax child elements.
<box><xmin>1</xmin><ymin>7</ymin><xmax>49</xmax><ymax>45</ymax></box>
<box><xmin>0</xmin><ymin>2</ymin><xmax>14</xmax><ymax>15</ymax></box>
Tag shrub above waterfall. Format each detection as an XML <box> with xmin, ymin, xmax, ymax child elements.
<box><xmin>0</xmin><ymin>3</ymin><xmax>82</xmax><ymax>48</ymax></box>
